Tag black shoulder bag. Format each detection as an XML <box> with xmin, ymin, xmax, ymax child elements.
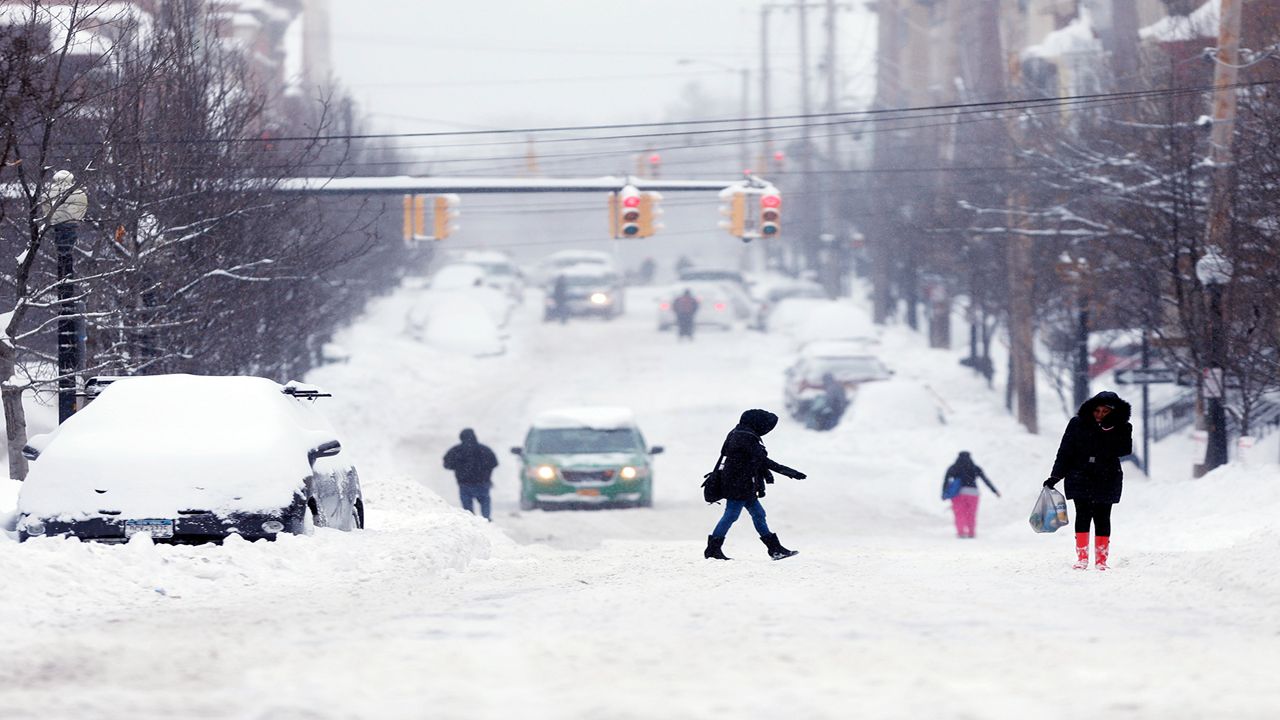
<box><xmin>701</xmin><ymin>455</ymin><xmax>726</xmax><ymax>504</ymax></box>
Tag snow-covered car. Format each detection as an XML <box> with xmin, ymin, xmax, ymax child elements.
<box><xmin>544</xmin><ymin>264</ymin><xmax>626</xmax><ymax>320</ymax></box>
<box><xmin>678</xmin><ymin>266</ymin><xmax>747</xmax><ymax>292</ymax></box>
<box><xmin>532</xmin><ymin>249</ymin><xmax>616</xmax><ymax>286</ymax></box>
<box><xmin>450</xmin><ymin>250</ymin><xmax>525</xmax><ymax>303</ymax></box>
<box><xmin>783</xmin><ymin>354</ymin><xmax>894</xmax><ymax>417</ymax></box>
<box><xmin>751</xmin><ymin>280</ymin><xmax>827</xmax><ymax>331</ymax></box>
<box><xmin>511</xmin><ymin>407</ymin><xmax>663</xmax><ymax>510</ymax></box>
<box><xmin>15</xmin><ymin>375</ymin><xmax>363</xmax><ymax>543</ymax></box>
<box><xmin>656</xmin><ymin>281</ymin><xmax>752</xmax><ymax>331</ymax></box>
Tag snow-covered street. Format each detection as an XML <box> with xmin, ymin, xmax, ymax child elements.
<box><xmin>3</xmin><ymin>280</ymin><xmax>1279</xmax><ymax>720</ymax></box>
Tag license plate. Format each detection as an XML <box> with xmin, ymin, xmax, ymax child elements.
<box><xmin>125</xmin><ymin>519</ymin><xmax>174</xmax><ymax>539</ymax></box>
<box><xmin>576</xmin><ymin>488</ymin><xmax>601</xmax><ymax>497</ymax></box>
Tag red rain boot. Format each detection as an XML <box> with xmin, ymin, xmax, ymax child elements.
<box><xmin>1095</xmin><ymin>536</ymin><xmax>1110</xmax><ymax>571</ymax></box>
<box><xmin>1072</xmin><ymin>532</ymin><xmax>1090</xmax><ymax>570</ymax></box>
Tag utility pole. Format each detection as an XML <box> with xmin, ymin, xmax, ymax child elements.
<box><xmin>870</xmin><ymin>0</ymin><xmax>899</xmax><ymax>324</ymax></box>
<box><xmin>797</xmin><ymin>0</ymin><xmax>816</xmax><ymax>271</ymax></box>
<box><xmin>1203</xmin><ymin>0</ymin><xmax>1243</xmax><ymax>254</ymax></box>
<box><xmin>760</xmin><ymin>5</ymin><xmax>773</xmax><ymax>174</ymax></box>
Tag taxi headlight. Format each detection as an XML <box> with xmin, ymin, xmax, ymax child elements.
<box><xmin>620</xmin><ymin>466</ymin><xmax>638</xmax><ymax>480</ymax></box>
<box><xmin>535</xmin><ymin>465</ymin><xmax>557</xmax><ymax>482</ymax></box>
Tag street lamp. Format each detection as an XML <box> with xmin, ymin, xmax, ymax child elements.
<box><xmin>43</xmin><ymin>170</ymin><xmax>88</xmax><ymax>423</ymax></box>
<box><xmin>676</xmin><ymin>58</ymin><xmax>752</xmax><ymax>173</ymax></box>
<box><xmin>1195</xmin><ymin>245</ymin><xmax>1232</xmax><ymax>473</ymax></box>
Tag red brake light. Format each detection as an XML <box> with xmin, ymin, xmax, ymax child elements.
<box><xmin>659</xmin><ymin>302</ymin><xmax>670</xmax><ymax>310</ymax></box>
<box><xmin>714</xmin><ymin>302</ymin><xmax>726</xmax><ymax>311</ymax></box>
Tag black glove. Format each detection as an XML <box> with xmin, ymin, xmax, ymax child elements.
<box><xmin>793</xmin><ymin>471</ymin><xmax>807</xmax><ymax>480</ymax></box>
<box><xmin>1043</xmin><ymin>478</ymin><xmax>1059</xmax><ymax>489</ymax></box>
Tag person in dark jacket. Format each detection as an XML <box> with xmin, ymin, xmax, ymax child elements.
<box><xmin>942</xmin><ymin>451</ymin><xmax>1000</xmax><ymax>538</ymax></box>
<box><xmin>672</xmin><ymin>289</ymin><xmax>699</xmax><ymax>340</ymax></box>
<box><xmin>1044</xmin><ymin>391</ymin><xmax>1132</xmax><ymax>570</ymax></box>
<box><xmin>704</xmin><ymin>409</ymin><xmax>806</xmax><ymax>561</ymax></box>
<box><xmin>806</xmin><ymin>373</ymin><xmax>849</xmax><ymax>431</ymax></box>
<box><xmin>443</xmin><ymin>428</ymin><xmax>499</xmax><ymax>520</ymax></box>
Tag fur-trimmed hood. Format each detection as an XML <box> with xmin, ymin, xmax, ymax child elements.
<box><xmin>1077</xmin><ymin>391</ymin><xmax>1131</xmax><ymax>426</ymax></box>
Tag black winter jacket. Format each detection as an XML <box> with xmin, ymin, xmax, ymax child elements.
<box><xmin>1049</xmin><ymin>391</ymin><xmax>1133</xmax><ymax>504</ymax></box>
<box><xmin>443</xmin><ymin>429</ymin><xmax>499</xmax><ymax>486</ymax></box>
<box><xmin>943</xmin><ymin>452</ymin><xmax>998</xmax><ymax>497</ymax></box>
<box><xmin>718</xmin><ymin>409</ymin><xmax>803</xmax><ymax>501</ymax></box>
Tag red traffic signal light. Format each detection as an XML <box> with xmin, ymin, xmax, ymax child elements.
<box><xmin>759</xmin><ymin>189</ymin><xmax>781</xmax><ymax>237</ymax></box>
<box><xmin>615</xmin><ymin>185</ymin><xmax>643</xmax><ymax>237</ymax></box>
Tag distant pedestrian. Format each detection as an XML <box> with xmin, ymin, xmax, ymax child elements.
<box><xmin>704</xmin><ymin>409</ymin><xmax>806</xmax><ymax>561</ymax></box>
<box><xmin>806</xmin><ymin>372</ymin><xmax>848</xmax><ymax>431</ymax></box>
<box><xmin>443</xmin><ymin>428</ymin><xmax>498</xmax><ymax>520</ymax></box>
<box><xmin>1044</xmin><ymin>391</ymin><xmax>1132</xmax><ymax>571</ymax></box>
<box><xmin>942</xmin><ymin>451</ymin><xmax>1000</xmax><ymax>538</ymax></box>
<box><xmin>672</xmin><ymin>288</ymin><xmax>699</xmax><ymax>340</ymax></box>
<box><xmin>549</xmin><ymin>274</ymin><xmax>569</xmax><ymax>324</ymax></box>
<box><xmin>638</xmin><ymin>257</ymin><xmax>657</xmax><ymax>284</ymax></box>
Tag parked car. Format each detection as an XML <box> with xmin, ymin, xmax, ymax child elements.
<box><xmin>784</xmin><ymin>354</ymin><xmax>894</xmax><ymax>418</ymax></box>
<box><xmin>544</xmin><ymin>263</ymin><xmax>626</xmax><ymax>320</ymax></box>
<box><xmin>656</xmin><ymin>281</ymin><xmax>752</xmax><ymax>331</ymax></box>
<box><xmin>751</xmin><ymin>279</ymin><xmax>827</xmax><ymax>330</ymax></box>
<box><xmin>15</xmin><ymin>375</ymin><xmax>363</xmax><ymax>543</ymax></box>
<box><xmin>511</xmin><ymin>407</ymin><xmax>663</xmax><ymax>510</ymax></box>
<box><xmin>450</xmin><ymin>250</ymin><xmax>525</xmax><ymax>303</ymax></box>
<box><xmin>678</xmin><ymin>266</ymin><xmax>747</xmax><ymax>292</ymax></box>
<box><xmin>532</xmin><ymin>249</ymin><xmax>616</xmax><ymax>286</ymax></box>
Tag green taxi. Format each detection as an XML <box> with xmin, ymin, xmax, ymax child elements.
<box><xmin>511</xmin><ymin>407</ymin><xmax>662</xmax><ymax>510</ymax></box>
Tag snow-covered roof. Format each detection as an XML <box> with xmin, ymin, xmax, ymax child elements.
<box><xmin>532</xmin><ymin>407</ymin><xmax>636</xmax><ymax>430</ymax></box>
<box><xmin>1023</xmin><ymin>9</ymin><xmax>1102</xmax><ymax>60</ymax></box>
<box><xmin>1139</xmin><ymin>1</ymin><xmax>1218</xmax><ymax>42</ymax></box>
<box><xmin>19</xmin><ymin>375</ymin><xmax>339</xmax><ymax>519</ymax></box>
<box><xmin>560</xmin><ymin>263</ymin><xmax>617</xmax><ymax>279</ymax></box>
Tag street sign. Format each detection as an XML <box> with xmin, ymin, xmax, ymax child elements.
<box><xmin>1115</xmin><ymin>368</ymin><xmax>1178</xmax><ymax>385</ymax></box>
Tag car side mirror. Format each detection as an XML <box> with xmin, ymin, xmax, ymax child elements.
<box><xmin>649</xmin><ymin>446</ymin><xmax>664</xmax><ymax>455</ymax></box>
<box><xmin>510</xmin><ymin>447</ymin><xmax>524</xmax><ymax>456</ymax></box>
<box><xmin>21</xmin><ymin>432</ymin><xmax>52</xmax><ymax>463</ymax></box>
<box><xmin>309</xmin><ymin>439</ymin><xmax>342</xmax><ymax>462</ymax></box>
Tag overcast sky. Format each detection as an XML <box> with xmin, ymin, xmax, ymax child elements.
<box><xmin>329</xmin><ymin>1</ymin><xmax>877</xmax><ymax>134</ymax></box>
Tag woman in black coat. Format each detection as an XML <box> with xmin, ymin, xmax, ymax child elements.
<box><xmin>704</xmin><ymin>409</ymin><xmax>806</xmax><ymax>561</ymax></box>
<box><xmin>1044</xmin><ymin>390</ymin><xmax>1133</xmax><ymax>571</ymax></box>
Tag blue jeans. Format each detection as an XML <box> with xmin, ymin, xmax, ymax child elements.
<box><xmin>459</xmin><ymin>484</ymin><xmax>491</xmax><ymax>520</ymax></box>
<box><xmin>712</xmin><ymin>498</ymin><xmax>771</xmax><ymax>538</ymax></box>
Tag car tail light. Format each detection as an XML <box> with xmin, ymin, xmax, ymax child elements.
<box><xmin>659</xmin><ymin>302</ymin><xmax>670</xmax><ymax>310</ymax></box>
<box><xmin>714</xmin><ymin>302</ymin><xmax>726</xmax><ymax>311</ymax></box>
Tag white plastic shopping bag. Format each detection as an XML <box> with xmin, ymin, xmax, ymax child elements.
<box><xmin>1029</xmin><ymin>486</ymin><xmax>1069</xmax><ymax>533</ymax></box>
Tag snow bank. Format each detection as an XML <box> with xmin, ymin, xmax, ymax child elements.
<box><xmin>1140</xmin><ymin>1</ymin><xmax>1219</xmax><ymax>42</ymax></box>
<box><xmin>770</xmin><ymin>298</ymin><xmax>879</xmax><ymax>348</ymax></box>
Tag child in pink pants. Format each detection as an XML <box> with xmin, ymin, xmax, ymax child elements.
<box><xmin>943</xmin><ymin>451</ymin><xmax>1001</xmax><ymax>538</ymax></box>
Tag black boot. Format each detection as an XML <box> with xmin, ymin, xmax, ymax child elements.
<box><xmin>761</xmin><ymin>533</ymin><xmax>799</xmax><ymax>560</ymax></box>
<box><xmin>704</xmin><ymin>535</ymin><xmax>731</xmax><ymax>560</ymax></box>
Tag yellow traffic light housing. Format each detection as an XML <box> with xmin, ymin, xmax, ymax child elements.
<box><xmin>403</xmin><ymin>194</ymin><xmax>428</xmax><ymax>245</ymax></box>
<box><xmin>718</xmin><ymin>186</ymin><xmax>748</xmax><ymax>238</ymax></box>
<box><xmin>432</xmin><ymin>194</ymin><xmax>460</xmax><ymax>240</ymax></box>
<box><xmin>638</xmin><ymin>191</ymin><xmax>662</xmax><ymax>238</ymax></box>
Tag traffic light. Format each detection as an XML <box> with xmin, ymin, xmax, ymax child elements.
<box><xmin>432</xmin><ymin>194</ymin><xmax>460</xmax><ymax>240</ymax></box>
<box><xmin>718</xmin><ymin>186</ymin><xmax>747</xmax><ymax>238</ymax></box>
<box><xmin>638</xmin><ymin>191</ymin><xmax>662</xmax><ymax>238</ymax></box>
<box><xmin>759</xmin><ymin>186</ymin><xmax>781</xmax><ymax>237</ymax></box>
<box><xmin>616</xmin><ymin>185</ymin><xmax>642</xmax><ymax>238</ymax></box>
<box><xmin>403</xmin><ymin>194</ymin><xmax>427</xmax><ymax>245</ymax></box>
